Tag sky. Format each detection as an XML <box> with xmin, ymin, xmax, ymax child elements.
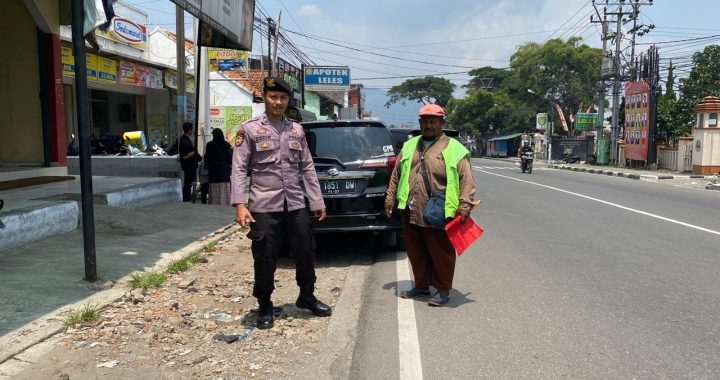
<box><xmin>124</xmin><ymin>0</ymin><xmax>720</xmax><ymax>127</ymax></box>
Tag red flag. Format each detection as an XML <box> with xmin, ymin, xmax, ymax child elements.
<box><xmin>444</xmin><ymin>216</ymin><xmax>484</xmax><ymax>256</ymax></box>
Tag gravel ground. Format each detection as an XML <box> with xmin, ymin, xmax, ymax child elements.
<box><xmin>14</xmin><ymin>232</ymin><xmax>351</xmax><ymax>380</ymax></box>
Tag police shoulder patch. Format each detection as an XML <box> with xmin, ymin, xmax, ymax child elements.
<box><xmin>235</xmin><ymin>130</ymin><xmax>245</xmax><ymax>147</ymax></box>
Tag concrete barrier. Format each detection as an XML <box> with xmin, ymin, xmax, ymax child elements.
<box><xmin>0</xmin><ymin>202</ymin><xmax>79</xmax><ymax>252</ymax></box>
<box><xmin>67</xmin><ymin>156</ymin><xmax>180</xmax><ymax>178</ymax></box>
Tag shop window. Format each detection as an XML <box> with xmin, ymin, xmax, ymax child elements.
<box><xmin>709</xmin><ymin>113</ymin><xmax>718</xmax><ymax>127</ymax></box>
<box><xmin>643</xmin><ymin>94</ymin><xmax>648</xmax><ymax>107</ymax></box>
<box><xmin>626</xmin><ymin>96</ymin><xmax>630</xmax><ymax>109</ymax></box>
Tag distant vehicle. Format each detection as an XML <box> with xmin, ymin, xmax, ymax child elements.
<box><xmin>302</xmin><ymin>120</ymin><xmax>404</xmax><ymax>249</ymax></box>
<box><xmin>285</xmin><ymin>106</ymin><xmax>317</xmax><ymax>122</ymax></box>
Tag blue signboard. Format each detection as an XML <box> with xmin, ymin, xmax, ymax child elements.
<box><xmin>304</xmin><ymin>66</ymin><xmax>351</xmax><ymax>92</ymax></box>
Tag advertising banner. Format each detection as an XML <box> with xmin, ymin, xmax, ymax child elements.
<box><xmin>574</xmin><ymin>113</ymin><xmax>597</xmax><ymax>132</ymax></box>
<box><xmin>209</xmin><ymin>106</ymin><xmax>253</xmax><ymax>141</ymax></box>
<box><xmin>98</xmin><ymin>57</ymin><xmax>118</xmax><ymax>84</ymax></box>
<box><xmin>208</xmin><ymin>48</ymin><xmax>248</xmax><ymax>73</ymax></box>
<box><xmin>536</xmin><ymin>113</ymin><xmax>548</xmax><ymax>130</ymax></box>
<box><xmin>624</xmin><ymin>81</ymin><xmax>651</xmax><ymax>161</ymax></box>
<box><xmin>304</xmin><ymin>66</ymin><xmax>351</xmax><ymax>92</ymax></box>
<box><xmin>62</xmin><ymin>46</ymin><xmax>114</xmax><ymax>83</ymax></box>
<box><xmin>148</xmin><ymin>114</ymin><xmax>168</xmax><ymax>146</ymax></box>
<box><xmin>119</xmin><ymin>61</ymin><xmax>163</xmax><ymax>89</ymax></box>
<box><xmin>164</xmin><ymin>70</ymin><xmax>196</xmax><ymax>93</ymax></box>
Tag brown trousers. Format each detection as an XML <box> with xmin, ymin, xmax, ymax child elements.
<box><xmin>403</xmin><ymin>212</ymin><xmax>456</xmax><ymax>293</ymax></box>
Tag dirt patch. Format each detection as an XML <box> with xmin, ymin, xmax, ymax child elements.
<box><xmin>14</xmin><ymin>232</ymin><xmax>351</xmax><ymax>380</ymax></box>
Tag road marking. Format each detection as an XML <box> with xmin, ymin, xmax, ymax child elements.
<box><xmin>396</xmin><ymin>251</ymin><xmax>423</xmax><ymax>380</ymax></box>
<box><xmin>473</xmin><ymin>167</ymin><xmax>720</xmax><ymax>237</ymax></box>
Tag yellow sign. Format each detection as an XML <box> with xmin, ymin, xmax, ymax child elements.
<box><xmin>98</xmin><ymin>57</ymin><xmax>117</xmax><ymax>84</ymax></box>
<box><xmin>207</xmin><ymin>48</ymin><xmax>248</xmax><ymax>73</ymax></box>
<box><xmin>61</xmin><ymin>46</ymin><xmax>117</xmax><ymax>84</ymax></box>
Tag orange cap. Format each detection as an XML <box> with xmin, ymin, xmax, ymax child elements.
<box><xmin>418</xmin><ymin>104</ymin><xmax>445</xmax><ymax>117</ymax></box>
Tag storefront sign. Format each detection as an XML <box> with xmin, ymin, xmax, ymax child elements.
<box><xmin>173</xmin><ymin>0</ymin><xmax>254</xmax><ymax>50</ymax></box>
<box><xmin>209</xmin><ymin>106</ymin><xmax>252</xmax><ymax>141</ymax></box>
<box><xmin>164</xmin><ymin>70</ymin><xmax>196</xmax><ymax>93</ymax></box>
<box><xmin>304</xmin><ymin>66</ymin><xmax>351</xmax><ymax>92</ymax></box>
<box><xmin>62</xmin><ymin>46</ymin><xmax>118</xmax><ymax>84</ymax></box>
<box><xmin>624</xmin><ymin>81</ymin><xmax>651</xmax><ymax>161</ymax></box>
<box><xmin>96</xmin><ymin>16</ymin><xmax>148</xmax><ymax>50</ymax></box>
<box><xmin>119</xmin><ymin>61</ymin><xmax>163</xmax><ymax>89</ymax></box>
<box><xmin>98</xmin><ymin>57</ymin><xmax>118</xmax><ymax>84</ymax></box>
<box><xmin>208</xmin><ymin>48</ymin><xmax>248</xmax><ymax>73</ymax></box>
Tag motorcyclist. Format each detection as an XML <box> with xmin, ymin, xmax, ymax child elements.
<box><xmin>518</xmin><ymin>142</ymin><xmax>534</xmax><ymax>171</ymax></box>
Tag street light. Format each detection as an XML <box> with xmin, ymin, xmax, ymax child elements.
<box><xmin>527</xmin><ymin>89</ymin><xmax>554</xmax><ymax>162</ymax></box>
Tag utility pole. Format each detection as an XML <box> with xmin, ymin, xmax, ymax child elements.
<box><xmin>175</xmin><ymin>5</ymin><xmax>186</xmax><ymax>144</ymax></box>
<box><xmin>266</xmin><ymin>18</ymin><xmax>273</xmax><ymax>76</ymax></box>
<box><xmin>591</xmin><ymin>6</ymin><xmax>610</xmax><ymax>158</ymax></box>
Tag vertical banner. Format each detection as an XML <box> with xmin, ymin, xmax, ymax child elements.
<box><xmin>536</xmin><ymin>113</ymin><xmax>548</xmax><ymax>130</ymax></box>
<box><xmin>148</xmin><ymin>114</ymin><xmax>168</xmax><ymax>146</ymax></box>
<box><xmin>555</xmin><ymin>103</ymin><xmax>568</xmax><ymax>131</ymax></box>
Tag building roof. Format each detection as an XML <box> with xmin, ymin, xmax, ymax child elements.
<box><xmin>222</xmin><ymin>70</ymin><xmax>266</xmax><ymax>97</ymax></box>
<box><xmin>161</xmin><ymin>30</ymin><xmax>196</xmax><ymax>54</ymax></box>
<box><xmin>693</xmin><ymin>96</ymin><xmax>720</xmax><ymax>113</ymax></box>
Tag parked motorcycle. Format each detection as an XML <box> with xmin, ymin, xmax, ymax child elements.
<box><xmin>521</xmin><ymin>150</ymin><xmax>534</xmax><ymax>174</ymax></box>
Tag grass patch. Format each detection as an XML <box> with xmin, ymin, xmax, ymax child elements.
<box><xmin>128</xmin><ymin>271</ymin><xmax>167</xmax><ymax>291</ymax></box>
<box><xmin>166</xmin><ymin>253</ymin><xmax>201</xmax><ymax>274</ymax></box>
<box><xmin>64</xmin><ymin>304</ymin><xmax>100</xmax><ymax>329</ymax></box>
<box><xmin>203</xmin><ymin>242</ymin><xmax>217</xmax><ymax>252</ymax></box>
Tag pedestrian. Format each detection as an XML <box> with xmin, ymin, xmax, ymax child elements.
<box><xmin>204</xmin><ymin>128</ymin><xmax>233</xmax><ymax>205</ymax></box>
<box><xmin>179</xmin><ymin>121</ymin><xmax>201</xmax><ymax>202</ymax></box>
<box><xmin>385</xmin><ymin>104</ymin><xmax>478</xmax><ymax>307</ymax></box>
<box><xmin>231</xmin><ymin>77</ymin><xmax>331</xmax><ymax>329</ymax></box>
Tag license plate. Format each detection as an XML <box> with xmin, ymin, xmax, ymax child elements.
<box><xmin>321</xmin><ymin>180</ymin><xmax>356</xmax><ymax>195</ymax></box>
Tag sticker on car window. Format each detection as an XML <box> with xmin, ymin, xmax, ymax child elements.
<box><xmin>382</xmin><ymin>145</ymin><xmax>394</xmax><ymax>153</ymax></box>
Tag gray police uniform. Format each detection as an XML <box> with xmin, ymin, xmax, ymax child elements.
<box><xmin>230</xmin><ymin>113</ymin><xmax>325</xmax><ymax>301</ymax></box>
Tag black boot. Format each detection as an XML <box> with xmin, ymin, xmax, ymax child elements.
<box><xmin>295</xmin><ymin>285</ymin><xmax>332</xmax><ymax>317</ymax></box>
<box><xmin>257</xmin><ymin>298</ymin><xmax>274</xmax><ymax>329</ymax></box>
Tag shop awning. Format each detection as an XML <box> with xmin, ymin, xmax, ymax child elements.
<box><xmin>488</xmin><ymin>133</ymin><xmax>523</xmax><ymax>142</ymax></box>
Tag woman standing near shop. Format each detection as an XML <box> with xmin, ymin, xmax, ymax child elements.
<box><xmin>204</xmin><ymin>128</ymin><xmax>233</xmax><ymax>205</ymax></box>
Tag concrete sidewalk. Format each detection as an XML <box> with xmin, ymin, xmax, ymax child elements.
<box><xmin>0</xmin><ymin>201</ymin><xmax>238</xmax><ymax>367</ymax></box>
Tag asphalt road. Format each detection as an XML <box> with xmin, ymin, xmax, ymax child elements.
<box><xmin>349</xmin><ymin>158</ymin><xmax>720</xmax><ymax>379</ymax></box>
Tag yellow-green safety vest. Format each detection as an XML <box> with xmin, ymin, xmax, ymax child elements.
<box><xmin>396</xmin><ymin>136</ymin><xmax>470</xmax><ymax>219</ymax></box>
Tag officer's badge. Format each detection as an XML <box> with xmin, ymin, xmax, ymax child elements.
<box><xmin>291</xmin><ymin>141</ymin><xmax>301</xmax><ymax>149</ymax></box>
<box><xmin>261</xmin><ymin>142</ymin><xmax>270</xmax><ymax>150</ymax></box>
<box><xmin>266</xmin><ymin>78</ymin><xmax>275</xmax><ymax>87</ymax></box>
<box><xmin>258</xmin><ymin>128</ymin><xmax>267</xmax><ymax>135</ymax></box>
<box><xmin>235</xmin><ymin>130</ymin><xmax>245</xmax><ymax>147</ymax></box>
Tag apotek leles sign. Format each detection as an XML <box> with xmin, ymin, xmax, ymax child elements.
<box><xmin>304</xmin><ymin>66</ymin><xmax>351</xmax><ymax>92</ymax></box>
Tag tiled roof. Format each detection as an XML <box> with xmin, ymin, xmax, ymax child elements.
<box><xmin>223</xmin><ymin>70</ymin><xmax>266</xmax><ymax>96</ymax></box>
<box><xmin>162</xmin><ymin>30</ymin><xmax>196</xmax><ymax>53</ymax></box>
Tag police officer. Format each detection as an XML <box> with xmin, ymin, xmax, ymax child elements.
<box><xmin>231</xmin><ymin>77</ymin><xmax>331</xmax><ymax>329</ymax></box>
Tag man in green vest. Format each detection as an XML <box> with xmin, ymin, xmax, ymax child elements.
<box><xmin>385</xmin><ymin>104</ymin><xmax>478</xmax><ymax>306</ymax></box>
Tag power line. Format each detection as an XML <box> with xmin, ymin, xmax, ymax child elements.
<box><xmin>543</xmin><ymin>0</ymin><xmax>591</xmax><ymax>43</ymax></box>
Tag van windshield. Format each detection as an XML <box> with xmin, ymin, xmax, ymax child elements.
<box><xmin>304</xmin><ymin>124</ymin><xmax>395</xmax><ymax>163</ymax></box>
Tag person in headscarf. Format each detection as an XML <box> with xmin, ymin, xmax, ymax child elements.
<box><xmin>204</xmin><ymin>128</ymin><xmax>233</xmax><ymax>205</ymax></box>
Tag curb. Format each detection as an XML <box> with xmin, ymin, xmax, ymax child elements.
<box><xmin>0</xmin><ymin>223</ymin><xmax>240</xmax><ymax>374</ymax></box>
<box><xmin>308</xmin><ymin>255</ymin><xmax>373</xmax><ymax>379</ymax></box>
<box><xmin>552</xmin><ymin>164</ymin><xmax>719</xmax><ymax>184</ymax></box>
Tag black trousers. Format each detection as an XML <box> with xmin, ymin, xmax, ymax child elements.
<box><xmin>247</xmin><ymin>208</ymin><xmax>317</xmax><ymax>300</ymax></box>
<box><xmin>182</xmin><ymin>168</ymin><xmax>196</xmax><ymax>202</ymax></box>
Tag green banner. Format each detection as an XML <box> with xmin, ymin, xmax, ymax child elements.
<box><xmin>575</xmin><ymin>113</ymin><xmax>598</xmax><ymax>131</ymax></box>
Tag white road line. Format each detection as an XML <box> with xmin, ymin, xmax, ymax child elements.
<box><xmin>396</xmin><ymin>251</ymin><xmax>424</xmax><ymax>380</ymax></box>
<box><xmin>473</xmin><ymin>167</ymin><xmax>720</xmax><ymax>237</ymax></box>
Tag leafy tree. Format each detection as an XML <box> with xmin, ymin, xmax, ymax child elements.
<box><xmin>665</xmin><ymin>61</ymin><xmax>676</xmax><ymax>100</ymax></box>
<box><xmin>445</xmin><ymin>89</ymin><xmax>495</xmax><ymax>134</ymax></box>
<box><xmin>667</xmin><ymin>45</ymin><xmax>720</xmax><ymax>139</ymax></box>
<box><xmin>508</xmin><ymin>37</ymin><xmax>603</xmax><ymax>135</ymax></box>
<box><xmin>465</xmin><ymin>66</ymin><xmax>512</xmax><ymax>93</ymax></box>
<box><xmin>384</xmin><ymin>76</ymin><xmax>455</xmax><ymax>108</ymax></box>
<box><xmin>445</xmin><ymin>90</ymin><xmax>534</xmax><ymax>135</ymax></box>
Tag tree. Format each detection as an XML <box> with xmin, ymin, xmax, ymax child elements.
<box><xmin>445</xmin><ymin>90</ymin><xmax>535</xmax><ymax>135</ymax></box>
<box><xmin>445</xmin><ymin>90</ymin><xmax>495</xmax><ymax>134</ymax></box>
<box><xmin>508</xmin><ymin>37</ymin><xmax>603</xmax><ymax>135</ymax></box>
<box><xmin>465</xmin><ymin>66</ymin><xmax>512</xmax><ymax>93</ymax></box>
<box><xmin>669</xmin><ymin>45</ymin><xmax>720</xmax><ymax>139</ymax></box>
<box><xmin>384</xmin><ymin>76</ymin><xmax>455</xmax><ymax>108</ymax></box>
<box><xmin>665</xmin><ymin>61</ymin><xmax>676</xmax><ymax>100</ymax></box>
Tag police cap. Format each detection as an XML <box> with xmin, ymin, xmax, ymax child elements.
<box><xmin>263</xmin><ymin>76</ymin><xmax>292</xmax><ymax>95</ymax></box>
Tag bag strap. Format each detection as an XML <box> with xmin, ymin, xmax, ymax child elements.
<box><xmin>418</xmin><ymin>138</ymin><xmax>439</xmax><ymax>195</ymax></box>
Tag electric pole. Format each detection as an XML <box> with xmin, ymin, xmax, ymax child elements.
<box><xmin>591</xmin><ymin>6</ymin><xmax>610</xmax><ymax>158</ymax></box>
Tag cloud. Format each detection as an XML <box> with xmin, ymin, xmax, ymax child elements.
<box><xmin>297</xmin><ymin>4</ymin><xmax>327</xmax><ymax>18</ymax></box>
